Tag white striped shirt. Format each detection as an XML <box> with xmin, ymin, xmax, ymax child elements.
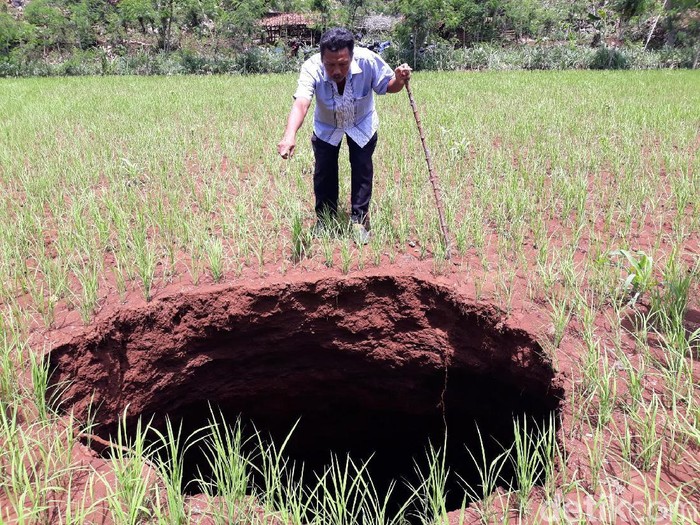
<box><xmin>293</xmin><ymin>47</ymin><xmax>395</xmax><ymax>147</ymax></box>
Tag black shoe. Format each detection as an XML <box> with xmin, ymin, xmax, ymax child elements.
<box><xmin>350</xmin><ymin>214</ymin><xmax>371</xmax><ymax>231</ymax></box>
<box><xmin>312</xmin><ymin>220</ymin><xmax>328</xmax><ymax>237</ymax></box>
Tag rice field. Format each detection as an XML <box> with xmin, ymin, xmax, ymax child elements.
<box><xmin>0</xmin><ymin>70</ymin><xmax>699</xmax><ymax>523</ymax></box>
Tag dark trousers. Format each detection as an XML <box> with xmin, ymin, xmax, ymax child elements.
<box><xmin>311</xmin><ymin>132</ymin><xmax>378</xmax><ymax>226</ymax></box>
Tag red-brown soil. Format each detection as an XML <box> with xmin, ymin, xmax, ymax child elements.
<box><xmin>19</xmin><ymin>253</ymin><xmax>696</xmax><ymax>524</ymax></box>
<box><xmin>5</xmin><ymin>204</ymin><xmax>697</xmax><ymax>524</ymax></box>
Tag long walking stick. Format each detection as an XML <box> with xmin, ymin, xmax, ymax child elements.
<box><xmin>405</xmin><ymin>79</ymin><xmax>452</xmax><ymax>260</ymax></box>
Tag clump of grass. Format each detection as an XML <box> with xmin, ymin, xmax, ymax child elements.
<box><xmin>290</xmin><ymin>213</ymin><xmax>310</xmax><ymax>263</ymax></box>
<box><xmin>459</xmin><ymin>426</ymin><xmax>511</xmax><ymax>524</ymax></box>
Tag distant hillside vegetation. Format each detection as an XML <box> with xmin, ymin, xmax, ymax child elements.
<box><xmin>1</xmin><ymin>0</ymin><xmax>698</xmax><ymax>75</ymax></box>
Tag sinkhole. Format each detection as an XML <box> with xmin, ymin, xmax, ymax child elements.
<box><xmin>48</xmin><ymin>275</ymin><xmax>562</xmax><ymax>513</ymax></box>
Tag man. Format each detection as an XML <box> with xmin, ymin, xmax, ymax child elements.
<box><xmin>277</xmin><ymin>27</ymin><xmax>412</xmax><ymax>244</ymax></box>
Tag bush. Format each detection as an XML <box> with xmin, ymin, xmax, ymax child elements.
<box><xmin>522</xmin><ymin>44</ymin><xmax>593</xmax><ymax>70</ymax></box>
<box><xmin>56</xmin><ymin>49</ymin><xmax>104</xmax><ymax>75</ymax></box>
<box><xmin>0</xmin><ymin>10</ymin><xmax>23</xmax><ymax>55</ymax></box>
<box><xmin>1</xmin><ymin>40</ymin><xmax>696</xmax><ymax>77</ymax></box>
<box><xmin>589</xmin><ymin>46</ymin><xmax>630</xmax><ymax>69</ymax></box>
<box><xmin>0</xmin><ymin>56</ymin><xmax>20</xmax><ymax>76</ymax></box>
<box><xmin>233</xmin><ymin>46</ymin><xmax>302</xmax><ymax>74</ymax></box>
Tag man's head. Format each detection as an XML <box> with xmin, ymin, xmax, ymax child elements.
<box><xmin>320</xmin><ymin>27</ymin><xmax>354</xmax><ymax>83</ymax></box>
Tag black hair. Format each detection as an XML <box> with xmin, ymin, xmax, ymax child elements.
<box><xmin>319</xmin><ymin>27</ymin><xmax>354</xmax><ymax>58</ymax></box>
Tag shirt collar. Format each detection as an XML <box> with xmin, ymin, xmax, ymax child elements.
<box><xmin>322</xmin><ymin>56</ymin><xmax>363</xmax><ymax>82</ymax></box>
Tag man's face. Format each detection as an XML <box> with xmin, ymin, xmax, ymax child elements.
<box><xmin>322</xmin><ymin>47</ymin><xmax>352</xmax><ymax>83</ymax></box>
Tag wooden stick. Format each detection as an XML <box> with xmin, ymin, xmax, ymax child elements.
<box><xmin>405</xmin><ymin>79</ymin><xmax>452</xmax><ymax>259</ymax></box>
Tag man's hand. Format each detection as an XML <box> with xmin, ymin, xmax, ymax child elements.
<box><xmin>387</xmin><ymin>63</ymin><xmax>412</xmax><ymax>93</ymax></box>
<box><xmin>394</xmin><ymin>63</ymin><xmax>412</xmax><ymax>82</ymax></box>
<box><xmin>277</xmin><ymin>135</ymin><xmax>296</xmax><ymax>159</ymax></box>
<box><xmin>278</xmin><ymin>98</ymin><xmax>311</xmax><ymax>160</ymax></box>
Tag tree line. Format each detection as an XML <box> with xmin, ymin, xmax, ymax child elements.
<box><xmin>1</xmin><ymin>0</ymin><xmax>698</xmax><ymax>75</ymax></box>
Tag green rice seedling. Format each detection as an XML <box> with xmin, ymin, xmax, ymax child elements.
<box><xmin>27</xmin><ymin>349</ymin><xmax>51</xmax><ymax>422</ymax></box>
<box><xmin>578</xmin><ymin>300</ymin><xmax>598</xmax><ymax>356</ymax></box>
<box><xmin>0</xmin><ymin>333</ymin><xmax>16</xmax><ymax>402</ymax></box>
<box><xmin>44</xmin><ymin>257</ymin><xmax>70</xmax><ymax>314</ymax></box>
<box><xmin>1</xmin><ymin>492</ymin><xmax>50</xmax><ymax>525</ymax></box>
<box><xmin>604</xmin><ymin>306</ymin><xmax>624</xmax><ymax>354</ymax></box>
<box><xmin>356</xmin><ymin>246</ymin><xmax>367</xmax><ymax>271</ymax></box>
<box><xmin>584</xmin><ymin>424</ymin><xmax>606</xmax><ymax>493</ymax></box>
<box><xmin>458</xmin><ymin>426</ymin><xmax>512</xmax><ymax>525</ymax></box>
<box><xmin>0</xmin><ymin>416</ymin><xmax>75</xmax><ymax>523</ymax></box>
<box><xmin>454</xmin><ymin>218</ymin><xmax>469</xmax><ymax>255</ymax></box>
<box><xmin>101</xmin><ymin>412</ymin><xmax>158</xmax><ymax>525</ymax></box>
<box><xmin>112</xmin><ymin>260</ymin><xmax>128</xmax><ymax>301</ymax></box>
<box><xmin>196</xmin><ymin>412</ymin><xmax>250</xmax><ymax>515</ymax></box>
<box><xmin>537</xmin><ymin>260</ymin><xmax>560</xmax><ymax>300</ymax></box>
<box><xmin>595</xmin><ymin>348</ymin><xmax>618</xmax><ymax>427</ymax></box>
<box><xmin>71</xmin><ymin>258</ymin><xmax>102</xmax><ymax>324</ymax></box>
<box><xmin>205</xmin><ymin>236</ymin><xmax>225</xmax><ymax>283</ymax></box>
<box><xmin>88</xmin><ymin>198</ymin><xmax>112</xmax><ymax>252</ymax></box>
<box><xmin>650</xmin><ymin>254</ymin><xmax>697</xmax><ymax>347</ymax></box>
<box><xmin>313</xmin><ymin>454</ymin><xmax>372</xmax><ymax>525</ymax></box>
<box><xmin>358</xmin><ymin>471</ymin><xmax>417</xmax><ymax>525</ymax></box>
<box><xmin>617</xmin><ymin>417</ymin><xmax>634</xmax><ymax>482</ymax></box>
<box><xmin>395</xmin><ymin>211</ymin><xmax>411</xmax><ymax>248</ymax></box>
<box><xmin>431</xmin><ymin>241</ymin><xmax>449</xmax><ymax>276</ymax></box>
<box><xmin>560</xmin><ymin>254</ymin><xmax>585</xmax><ymax>308</ymax></box>
<box><xmin>130</xmin><ymin>224</ymin><xmax>157</xmax><ymax>302</ymax></box>
<box><xmin>339</xmin><ymin>242</ymin><xmax>353</xmax><ymax>275</ymax></box>
<box><xmin>290</xmin><ymin>213</ymin><xmax>310</xmax><ymax>263</ymax></box>
<box><xmin>186</xmin><ymin>242</ymin><xmax>205</xmax><ymax>286</ymax></box>
<box><xmin>615</xmin><ymin>349</ymin><xmax>645</xmax><ymax>409</ymax></box>
<box><xmin>149</xmin><ymin>418</ymin><xmax>203</xmax><ymax>525</ymax></box>
<box><xmin>658</xmin><ymin>349</ymin><xmax>694</xmax><ymax>409</ymax></box>
<box><xmin>496</xmin><ymin>264</ymin><xmax>517</xmax><ymax>314</ymax></box>
<box><xmin>537</xmin><ymin>413</ymin><xmax>560</xmax><ymax>499</ymax></box>
<box><xmin>270</xmin><ymin>460</ymin><xmax>313</xmax><ymax>525</ymax></box>
<box><xmin>409</xmin><ymin>438</ymin><xmax>450</xmax><ymax>525</ymax></box>
<box><xmin>53</xmin><ymin>474</ymin><xmax>102</xmax><ymax>525</ymax></box>
<box><xmin>510</xmin><ymin>416</ymin><xmax>542</xmax><ymax>512</ymax></box>
<box><xmin>320</xmin><ymin>236</ymin><xmax>335</xmax><ymax>269</ymax></box>
<box><xmin>369</xmin><ymin>228</ymin><xmax>384</xmax><ymax>267</ymax></box>
<box><xmin>252</xmin><ymin>420</ymin><xmax>299</xmax><ymax>514</ymax></box>
<box><xmin>630</xmin><ymin>393</ymin><xmax>665</xmax><ymax>472</ymax></box>
<box><xmin>547</xmin><ymin>296</ymin><xmax>571</xmax><ymax>349</ymax></box>
<box><xmin>252</xmin><ymin>235</ymin><xmax>268</xmax><ymax>275</ymax></box>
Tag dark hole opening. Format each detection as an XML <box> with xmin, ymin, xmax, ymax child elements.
<box><xmin>107</xmin><ymin>365</ymin><xmax>559</xmax><ymax>516</ymax></box>
<box><xmin>48</xmin><ymin>277</ymin><xmax>563</xmax><ymax>517</ymax></box>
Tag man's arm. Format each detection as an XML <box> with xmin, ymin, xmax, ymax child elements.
<box><xmin>277</xmin><ymin>97</ymin><xmax>311</xmax><ymax>159</ymax></box>
<box><xmin>386</xmin><ymin>63</ymin><xmax>412</xmax><ymax>93</ymax></box>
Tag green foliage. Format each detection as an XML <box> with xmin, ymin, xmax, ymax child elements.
<box><xmin>664</xmin><ymin>0</ymin><xmax>700</xmax><ymax>49</ymax></box>
<box><xmin>590</xmin><ymin>46</ymin><xmax>630</xmax><ymax>69</ymax></box>
<box><xmin>1</xmin><ymin>0</ymin><xmax>699</xmax><ymax>74</ymax></box>
<box><xmin>118</xmin><ymin>0</ymin><xmax>156</xmax><ymax>33</ymax></box>
<box><xmin>23</xmin><ymin>0</ymin><xmax>68</xmax><ymax>51</ymax></box>
<box><xmin>609</xmin><ymin>249</ymin><xmax>655</xmax><ymax>303</ymax></box>
<box><xmin>0</xmin><ymin>11</ymin><xmax>24</xmax><ymax>56</ymax></box>
<box><xmin>612</xmin><ymin>0</ymin><xmax>653</xmax><ymax>22</ymax></box>
<box><xmin>71</xmin><ymin>0</ymin><xmax>100</xmax><ymax>49</ymax></box>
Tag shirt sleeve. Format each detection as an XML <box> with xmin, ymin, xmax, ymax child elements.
<box><xmin>370</xmin><ymin>51</ymin><xmax>395</xmax><ymax>95</ymax></box>
<box><xmin>293</xmin><ymin>57</ymin><xmax>316</xmax><ymax>101</ymax></box>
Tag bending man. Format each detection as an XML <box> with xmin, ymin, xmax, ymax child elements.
<box><xmin>277</xmin><ymin>27</ymin><xmax>412</xmax><ymax>244</ymax></box>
